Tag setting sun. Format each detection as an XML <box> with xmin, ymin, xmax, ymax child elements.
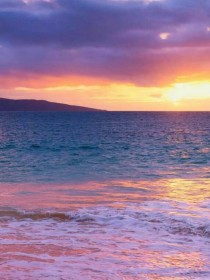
<box><xmin>0</xmin><ymin>0</ymin><xmax>210</xmax><ymax>111</ymax></box>
<box><xmin>165</xmin><ymin>82</ymin><xmax>210</xmax><ymax>108</ymax></box>
<box><xmin>1</xmin><ymin>1</ymin><xmax>210</xmax><ymax>279</ymax></box>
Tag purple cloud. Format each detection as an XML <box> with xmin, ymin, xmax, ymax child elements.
<box><xmin>0</xmin><ymin>0</ymin><xmax>210</xmax><ymax>86</ymax></box>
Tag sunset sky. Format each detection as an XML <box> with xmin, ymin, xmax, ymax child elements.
<box><xmin>0</xmin><ymin>0</ymin><xmax>210</xmax><ymax>110</ymax></box>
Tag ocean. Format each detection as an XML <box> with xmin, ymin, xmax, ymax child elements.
<box><xmin>0</xmin><ymin>112</ymin><xmax>210</xmax><ymax>279</ymax></box>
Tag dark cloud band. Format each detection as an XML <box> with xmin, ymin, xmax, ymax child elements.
<box><xmin>0</xmin><ymin>0</ymin><xmax>210</xmax><ymax>85</ymax></box>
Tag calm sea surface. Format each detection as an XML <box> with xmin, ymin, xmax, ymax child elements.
<box><xmin>0</xmin><ymin>112</ymin><xmax>210</xmax><ymax>279</ymax></box>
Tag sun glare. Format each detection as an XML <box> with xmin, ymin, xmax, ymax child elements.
<box><xmin>166</xmin><ymin>81</ymin><xmax>210</xmax><ymax>105</ymax></box>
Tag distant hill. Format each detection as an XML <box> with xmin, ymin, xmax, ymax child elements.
<box><xmin>0</xmin><ymin>98</ymin><xmax>103</xmax><ymax>112</ymax></box>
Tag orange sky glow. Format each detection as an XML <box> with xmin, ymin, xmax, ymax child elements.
<box><xmin>1</xmin><ymin>74</ymin><xmax>210</xmax><ymax>111</ymax></box>
<box><xmin>0</xmin><ymin>0</ymin><xmax>210</xmax><ymax>111</ymax></box>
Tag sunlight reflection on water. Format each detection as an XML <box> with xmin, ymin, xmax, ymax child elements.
<box><xmin>0</xmin><ymin>178</ymin><xmax>210</xmax><ymax>279</ymax></box>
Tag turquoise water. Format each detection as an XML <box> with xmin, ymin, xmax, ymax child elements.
<box><xmin>0</xmin><ymin>112</ymin><xmax>210</xmax><ymax>182</ymax></box>
<box><xmin>0</xmin><ymin>112</ymin><xmax>210</xmax><ymax>279</ymax></box>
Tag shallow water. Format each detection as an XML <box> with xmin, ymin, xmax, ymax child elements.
<box><xmin>0</xmin><ymin>179</ymin><xmax>210</xmax><ymax>279</ymax></box>
<box><xmin>0</xmin><ymin>112</ymin><xmax>210</xmax><ymax>279</ymax></box>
